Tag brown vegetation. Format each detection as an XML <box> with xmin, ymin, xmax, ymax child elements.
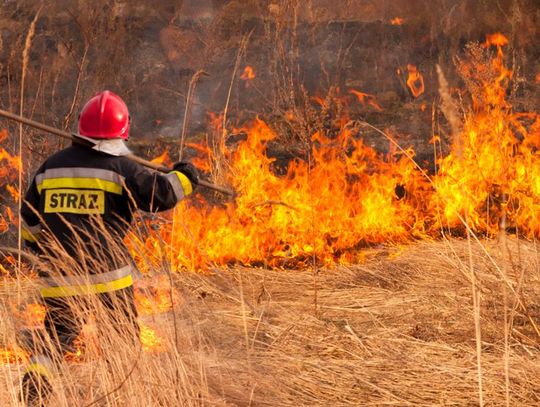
<box><xmin>2</xmin><ymin>238</ymin><xmax>540</xmax><ymax>405</ymax></box>
<box><xmin>1</xmin><ymin>1</ymin><xmax>540</xmax><ymax>405</ymax></box>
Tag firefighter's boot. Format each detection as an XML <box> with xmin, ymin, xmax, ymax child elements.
<box><xmin>20</xmin><ymin>371</ymin><xmax>52</xmax><ymax>407</ymax></box>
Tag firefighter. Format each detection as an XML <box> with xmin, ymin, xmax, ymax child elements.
<box><xmin>19</xmin><ymin>90</ymin><xmax>198</xmax><ymax>405</ymax></box>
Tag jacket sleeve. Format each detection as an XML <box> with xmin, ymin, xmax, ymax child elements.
<box><xmin>121</xmin><ymin>159</ymin><xmax>193</xmax><ymax>212</ymax></box>
<box><xmin>20</xmin><ymin>172</ymin><xmax>43</xmax><ymax>248</ymax></box>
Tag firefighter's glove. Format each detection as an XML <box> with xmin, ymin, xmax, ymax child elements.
<box><xmin>172</xmin><ymin>161</ymin><xmax>200</xmax><ymax>186</ymax></box>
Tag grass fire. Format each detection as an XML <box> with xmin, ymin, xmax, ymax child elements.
<box><xmin>0</xmin><ymin>1</ymin><xmax>539</xmax><ymax>406</ymax></box>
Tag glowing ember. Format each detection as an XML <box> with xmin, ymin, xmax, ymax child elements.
<box><xmin>0</xmin><ymin>347</ymin><xmax>28</xmax><ymax>365</ymax></box>
<box><xmin>390</xmin><ymin>17</ymin><xmax>405</xmax><ymax>25</ymax></box>
<box><xmin>536</xmin><ymin>73</ymin><xmax>540</xmax><ymax>84</ymax></box>
<box><xmin>406</xmin><ymin>64</ymin><xmax>425</xmax><ymax>98</ymax></box>
<box><xmin>65</xmin><ymin>344</ymin><xmax>84</xmax><ymax>362</ymax></box>
<box><xmin>140</xmin><ymin>323</ymin><xmax>165</xmax><ymax>352</ymax></box>
<box><xmin>240</xmin><ymin>66</ymin><xmax>256</xmax><ymax>81</ymax></box>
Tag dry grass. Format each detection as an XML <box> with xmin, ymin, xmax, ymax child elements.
<box><xmin>1</xmin><ymin>237</ymin><xmax>540</xmax><ymax>405</ymax></box>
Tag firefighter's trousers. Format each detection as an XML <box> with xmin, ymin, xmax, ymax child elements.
<box><xmin>23</xmin><ymin>267</ymin><xmax>139</xmax><ymax>378</ymax></box>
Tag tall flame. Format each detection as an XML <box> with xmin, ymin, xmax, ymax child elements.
<box><xmin>1</xmin><ymin>33</ymin><xmax>539</xmax><ymax>366</ymax></box>
<box><xmin>0</xmin><ymin>129</ymin><xmax>21</xmax><ymax>233</ymax></box>
<box><xmin>127</xmin><ymin>35</ymin><xmax>539</xmax><ymax>271</ymax></box>
<box><xmin>0</xmin><ymin>130</ymin><xmax>21</xmax><ymax>179</ymax></box>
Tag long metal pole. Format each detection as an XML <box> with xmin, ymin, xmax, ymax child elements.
<box><xmin>0</xmin><ymin>108</ymin><xmax>234</xmax><ymax>196</ymax></box>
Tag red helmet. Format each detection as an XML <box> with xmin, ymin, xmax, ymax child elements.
<box><xmin>78</xmin><ymin>91</ymin><xmax>130</xmax><ymax>140</ymax></box>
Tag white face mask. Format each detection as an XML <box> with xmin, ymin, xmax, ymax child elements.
<box><xmin>76</xmin><ymin>134</ymin><xmax>132</xmax><ymax>156</ymax></box>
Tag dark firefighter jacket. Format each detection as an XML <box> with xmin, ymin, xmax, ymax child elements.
<box><xmin>21</xmin><ymin>143</ymin><xmax>191</xmax><ymax>286</ymax></box>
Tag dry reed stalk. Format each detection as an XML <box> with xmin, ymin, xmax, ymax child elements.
<box><xmin>29</xmin><ymin>66</ymin><xmax>44</xmax><ymax>119</ymax></box>
<box><xmin>213</xmin><ymin>33</ymin><xmax>251</xmax><ymax>182</ymax></box>
<box><xmin>436</xmin><ymin>64</ymin><xmax>463</xmax><ymax>150</ymax></box>
<box><xmin>439</xmin><ymin>61</ymin><xmax>485</xmax><ymax>405</ymax></box>
<box><xmin>238</xmin><ymin>272</ymin><xmax>251</xmax><ymax>365</ymax></box>
<box><xmin>178</xmin><ymin>69</ymin><xmax>207</xmax><ymax>162</ymax></box>
<box><xmin>499</xmin><ymin>194</ymin><xmax>511</xmax><ymax>407</ymax></box>
<box><xmin>358</xmin><ymin>122</ymin><xmax>533</xmax><ymax>320</ymax></box>
<box><xmin>62</xmin><ymin>43</ymin><xmax>89</xmax><ymax>133</ymax></box>
<box><xmin>467</xmin><ymin>223</ymin><xmax>484</xmax><ymax>407</ymax></box>
<box><xmin>360</xmin><ymin>119</ymin><xmax>490</xmax><ymax>403</ymax></box>
<box><xmin>17</xmin><ymin>6</ymin><xmax>42</xmax><ymax>283</ymax></box>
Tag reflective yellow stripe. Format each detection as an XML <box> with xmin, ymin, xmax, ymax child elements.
<box><xmin>40</xmin><ymin>274</ymin><xmax>133</xmax><ymax>298</ymax></box>
<box><xmin>24</xmin><ymin>363</ymin><xmax>51</xmax><ymax>378</ymax></box>
<box><xmin>43</xmin><ymin>265</ymin><xmax>132</xmax><ymax>287</ymax></box>
<box><xmin>22</xmin><ymin>228</ymin><xmax>38</xmax><ymax>243</ymax></box>
<box><xmin>174</xmin><ymin>171</ymin><xmax>193</xmax><ymax>196</ymax></box>
<box><xmin>37</xmin><ymin>178</ymin><xmax>123</xmax><ymax>194</ymax></box>
<box><xmin>165</xmin><ymin>171</ymin><xmax>192</xmax><ymax>200</ymax></box>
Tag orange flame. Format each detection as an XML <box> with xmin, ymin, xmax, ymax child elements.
<box><xmin>390</xmin><ymin>17</ymin><xmax>405</xmax><ymax>25</ymax></box>
<box><xmin>6</xmin><ymin>185</ymin><xmax>19</xmax><ymax>201</ymax></box>
<box><xmin>15</xmin><ymin>303</ymin><xmax>47</xmax><ymax>328</ymax></box>
<box><xmin>0</xmin><ymin>218</ymin><xmax>8</xmax><ymax>234</ymax></box>
<box><xmin>1</xmin><ymin>35</ymin><xmax>539</xmax><ymax>366</ymax></box>
<box><xmin>186</xmin><ymin>142</ymin><xmax>213</xmax><ymax>172</ymax></box>
<box><xmin>125</xmin><ymin>40</ymin><xmax>539</xmax><ymax>271</ymax></box>
<box><xmin>240</xmin><ymin>66</ymin><xmax>256</xmax><ymax>81</ymax></box>
<box><xmin>140</xmin><ymin>323</ymin><xmax>166</xmax><ymax>352</ymax></box>
<box><xmin>406</xmin><ymin>64</ymin><xmax>425</xmax><ymax>98</ymax></box>
<box><xmin>151</xmin><ymin>150</ymin><xmax>172</xmax><ymax>166</ymax></box>
<box><xmin>5</xmin><ymin>206</ymin><xmax>15</xmax><ymax>223</ymax></box>
<box><xmin>349</xmin><ymin>90</ymin><xmax>383</xmax><ymax>111</ymax></box>
<box><xmin>0</xmin><ymin>129</ymin><xmax>23</xmax><ymax>234</ymax></box>
<box><xmin>0</xmin><ymin>130</ymin><xmax>21</xmax><ymax>179</ymax></box>
<box><xmin>24</xmin><ymin>303</ymin><xmax>47</xmax><ymax>325</ymax></box>
<box><xmin>484</xmin><ymin>33</ymin><xmax>509</xmax><ymax>48</ymax></box>
<box><xmin>535</xmin><ymin>73</ymin><xmax>540</xmax><ymax>84</ymax></box>
<box><xmin>311</xmin><ymin>96</ymin><xmax>326</xmax><ymax>107</ymax></box>
<box><xmin>0</xmin><ymin>37</ymin><xmax>537</xmax><ymax>284</ymax></box>
<box><xmin>135</xmin><ymin>276</ymin><xmax>174</xmax><ymax>316</ymax></box>
<box><xmin>0</xmin><ymin>347</ymin><xmax>28</xmax><ymax>365</ymax></box>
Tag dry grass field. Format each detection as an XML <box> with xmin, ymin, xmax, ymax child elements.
<box><xmin>1</xmin><ymin>237</ymin><xmax>539</xmax><ymax>406</ymax></box>
<box><xmin>0</xmin><ymin>4</ymin><xmax>538</xmax><ymax>405</ymax></box>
